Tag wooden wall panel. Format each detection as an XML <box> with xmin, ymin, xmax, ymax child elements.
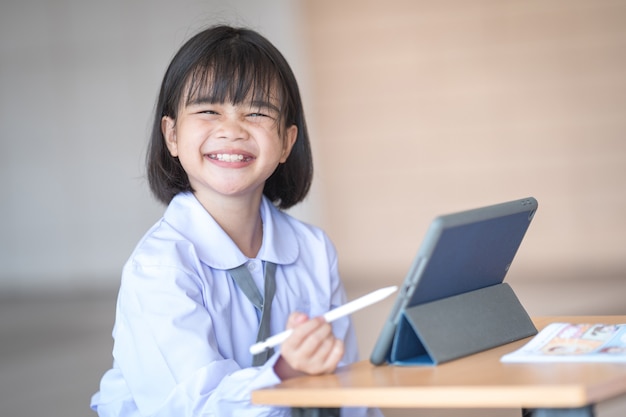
<box><xmin>300</xmin><ymin>0</ymin><xmax>626</xmax><ymax>285</ymax></box>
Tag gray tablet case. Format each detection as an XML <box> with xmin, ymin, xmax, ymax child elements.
<box><xmin>370</xmin><ymin>197</ymin><xmax>539</xmax><ymax>366</ymax></box>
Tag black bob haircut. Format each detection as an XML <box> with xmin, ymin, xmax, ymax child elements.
<box><xmin>147</xmin><ymin>25</ymin><xmax>313</xmax><ymax>209</ymax></box>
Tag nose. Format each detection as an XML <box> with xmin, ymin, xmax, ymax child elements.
<box><xmin>216</xmin><ymin>115</ymin><xmax>248</xmax><ymax>141</ymax></box>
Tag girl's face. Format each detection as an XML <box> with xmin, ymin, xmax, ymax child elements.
<box><xmin>161</xmin><ymin>95</ymin><xmax>297</xmax><ymax>206</ymax></box>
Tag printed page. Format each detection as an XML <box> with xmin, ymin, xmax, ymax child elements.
<box><xmin>501</xmin><ymin>323</ymin><xmax>626</xmax><ymax>363</ymax></box>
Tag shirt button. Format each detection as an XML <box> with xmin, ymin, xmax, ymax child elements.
<box><xmin>247</xmin><ymin>261</ymin><xmax>258</xmax><ymax>272</ymax></box>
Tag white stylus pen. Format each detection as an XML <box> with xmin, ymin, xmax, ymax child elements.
<box><xmin>249</xmin><ymin>285</ymin><xmax>398</xmax><ymax>355</ymax></box>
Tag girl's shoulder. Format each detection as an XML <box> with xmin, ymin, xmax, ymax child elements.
<box><xmin>126</xmin><ymin>217</ymin><xmax>196</xmax><ymax>268</ymax></box>
<box><xmin>265</xmin><ymin>200</ymin><xmax>332</xmax><ymax>245</ymax></box>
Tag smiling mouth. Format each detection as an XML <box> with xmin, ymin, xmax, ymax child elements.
<box><xmin>208</xmin><ymin>153</ymin><xmax>253</xmax><ymax>162</ymax></box>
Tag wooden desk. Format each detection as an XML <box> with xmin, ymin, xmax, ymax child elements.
<box><xmin>252</xmin><ymin>316</ymin><xmax>626</xmax><ymax>417</ymax></box>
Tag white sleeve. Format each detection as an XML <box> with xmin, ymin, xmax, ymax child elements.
<box><xmin>111</xmin><ymin>262</ymin><xmax>289</xmax><ymax>417</ymax></box>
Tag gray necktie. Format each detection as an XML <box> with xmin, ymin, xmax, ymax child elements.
<box><xmin>229</xmin><ymin>261</ymin><xmax>277</xmax><ymax>366</ymax></box>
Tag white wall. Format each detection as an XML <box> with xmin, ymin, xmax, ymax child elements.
<box><xmin>0</xmin><ymin>0</ymin><xmax>316</xmax><ymax>293</ymax></box>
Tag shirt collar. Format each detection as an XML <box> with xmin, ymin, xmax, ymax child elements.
<box><xmin>163</xmin><ymin>192</ymin><xmax>299</xmax><ymax>270</ymax></box>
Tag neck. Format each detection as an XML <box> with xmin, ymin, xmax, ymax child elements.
<box><xmin>195</xmin><ymin>191</ymin><xmax>264</xmax><ymax>258</ymax></box>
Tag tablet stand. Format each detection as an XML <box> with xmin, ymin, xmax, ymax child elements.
<box><xmin>389</xmin><ymin>283</ymin><xmax>537</xmax><ymax>365</ymax></box>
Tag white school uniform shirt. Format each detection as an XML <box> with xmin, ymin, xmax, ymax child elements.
<box><xmin>91</xmin><ymin>192</ymin><xmax>378</xmax><ymax>417</ymax></box>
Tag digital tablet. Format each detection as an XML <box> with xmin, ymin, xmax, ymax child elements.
<box><xmin>369</xmin><ymin>196</ymin><xmax>538</xmax><ymax>366</ymax></box>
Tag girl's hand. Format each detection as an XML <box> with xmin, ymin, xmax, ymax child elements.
<box><xmin>273</xmin><ymin>312</ymin><xmax>344</xmax><ymax>380</ymax></box>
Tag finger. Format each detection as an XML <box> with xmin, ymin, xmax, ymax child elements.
<box><xmin>291</xmin><ymin>319</ymin><xmax>335</xmax><ymax>357</ymax></box>
<box><xmin>308</xmin><ymin>336</ymin><xmax>336</xmax><ymax>367</ymax></box>
<box><xmin>303</xmin><ymin>337</ymin><xmax>344</xmax><ymax>375</ymax></box>
<box><xmin>280</xmin><ymin>318</ymin><xmax>329</xmax><ymax>365</ymax></box>
<box><xmin>317</xmin><ymin>338</ymin><xmax>345</xmax><ymax>375</ymax></box>
<box><xmin>322</xmin><ymin>339</ymin><xmax>344</xmax><ymax>372</ymax></box>
<box><xmin>281</xmin><ymin>315</ymin><xmax>322</xmax><ymax>355</ymax></box>
<box><xmin>286</xmin><ymin>312</ymin><xmax>309</xmax><ymax>330</ymax></box>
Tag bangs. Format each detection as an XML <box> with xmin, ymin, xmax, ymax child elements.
<box><xmin>182</xmin><ymin>44</ymin><xmax>287</xmax><ymax>119</ymax></box>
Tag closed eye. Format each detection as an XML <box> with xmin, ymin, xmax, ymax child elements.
<box><xmin>248</xmin><ymin>112</ymin><xmax>271</xmax><ymax>118</ymax></box>
<box><xmin>247</xmin><ymin>100</ymin><xmax>280</xmax><ymax>120</ymax></box>
<box><xmin>246</xmin><ymin>109</ymin><xmax>279</xmax><ymax>123</ymax></box>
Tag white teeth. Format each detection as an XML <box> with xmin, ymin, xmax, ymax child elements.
<box><xmin>215</xmin><ymin>154</ymin><xmax>245</xmax><ymax>162</ymax></box>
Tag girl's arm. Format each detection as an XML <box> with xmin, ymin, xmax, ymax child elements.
<box><xmin>107</xmin><ymin>262</ymin><xmax>286</xmax><ymax>417</ymax></box>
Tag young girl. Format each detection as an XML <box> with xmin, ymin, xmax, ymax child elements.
<box><xmin>91</xmin><ymin>25</ymin><xmax>377</xmax><ymax>416</ymax></box>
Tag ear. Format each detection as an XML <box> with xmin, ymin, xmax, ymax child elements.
<box><xmin>161</xmin><ymin>116</ymin><xmax>178</xmax><ymax>157</ymax></box>
<box><xmin>279</xmin><ymin>125</ymin><xmax>298</xmax><ymax>163</ymax></box>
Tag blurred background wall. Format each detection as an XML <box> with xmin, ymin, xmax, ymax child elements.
<box><xmin>301</xmin><ymin>0</ymin><xmax>626</xmax><ymax>289</ymax></box>
<box><xmin>1</xmin><ymin>1</ymin><xmax>626</xmax><ymax>416</ymax></box>
<box><xmin>0</xmin><ymin>0</ymin><xmax>317</xmax><ymax>293</ymax></box>
<box><xmin>2</xmin><ymin>0</ymin><xmax>625</xmax><ymax>296</ymax></box>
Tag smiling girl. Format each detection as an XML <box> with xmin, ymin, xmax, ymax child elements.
<box><xmin>91</xmin><ymin>25</ymin><xmax>376</xmax><ymax>417</ymax></box>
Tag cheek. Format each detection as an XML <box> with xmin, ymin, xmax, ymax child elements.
<box><xmin>177</xmin><ymin>124</ymin><xmax>209</xmax><ymax>149</ymax></box>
